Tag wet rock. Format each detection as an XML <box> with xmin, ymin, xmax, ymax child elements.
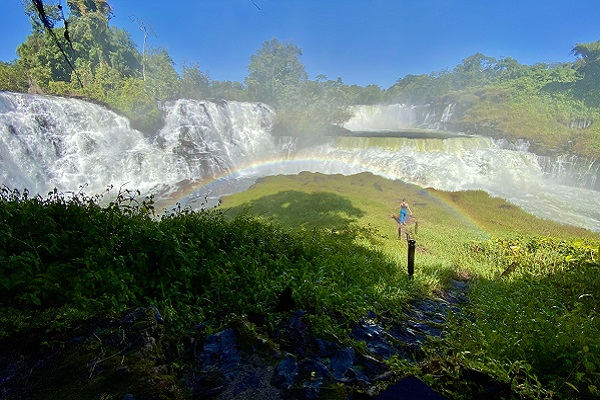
<box><xmin>352</xmin><ymin>319</ymin><xmax>394</xmax><ymax>360</ymax></box>
<box><xmin>330</xmin><ymin>347</ymin><xmax>356</xmax><ymax>380</ymax></box>
<box><xmin>329</xmin><ymin>347</ymin><xmax>369</xmax><ymax>384</ymax></box>
<box><xmin>289</xmin><ymin>310</ymin><xmax>310</xmax><ymax>356</ymax></box>
<box><xmin>299</xmin><ymin>359</ymin><xmax>331</xmax><ymax>382</ymax></box>
<box><xmin>313</xmin><ymin>338</ymin><xmax>339</xmax><ymax>358</ymax></box>
<box><xmin>150</xmin><ymin>305</ymin><xmax>164</xmax><ymax>323</ymax></box>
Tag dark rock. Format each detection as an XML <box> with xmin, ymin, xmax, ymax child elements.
<box><xmin>330</xmin><ymin>347</ymin><xmax>356</xmax><ymax>380</ymax></box>
<box><xmin>299</xmin><ymin>358</ymin><xmax>331</xmax><ymax>381</ymax></box>
<box><xmin>198</xmin><ymin>329</ymin><xmax>241</xmax><ymax>378</ymax></box>
<box><xmin>289</xmin><ymin>310</ymin><xmax>310</xmax><ymax>356</ymax></box>
<box><xmin>272</xmin><ymin>354</ymin><xmax>298</xmax><ymax>389</ymax></box>
<box><xmin>389</xmin><ymin>324</ymin><xmax>425</xmax><ymax>347</ymax></box>
<box><xmin>313</xmin><ymin>338</ymin><xmax>339</xmax><ymax>358</ymax></box>
<box><xmin>374</xmin><ymin>376</ymin><xmax>447</xmax><ymax>400</ymax></box>
<box><xmin>150</xmin><ymin>305</ymin><xmax>164</xmax><ymax>324</ymax></box>
<box><xmin>191</xmin><ymin>370</ymin><xmax>227</xmax><ymax>398</ymax></box>
<box><xmin>277</xmin><ymin>286</ymin><xmax>296</xmax><ymax>312</ymax></box>
<box><xmin>352</xmin><ymin>319</ymin><xmax>394</xmax><ymax>360</ymax></box>
<box><xmin>232</xmin><ymin>371</ymin><xmax>266</xmax><ymax>396</ymax></box>
<box><xmin>406</xmin><ymin>321</ymin><xmax>443</xmax><ymax>338</ymax></box>
<box><xmin>359</xmin><ymin>353</ymin><xmax>388</xmax><ymax>380</ymax></box>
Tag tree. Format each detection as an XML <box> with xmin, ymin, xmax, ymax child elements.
<box><xmin>0</xmin><ymin>61</ymin><xmax>29</xmax><ymax>92</ymax></box>
<box><xmin>178</xmin><ymin>64</ymin><xmax>211</xmax><ymax>100</ymax></box>
<box><xmin>354</xmin><ymin>84</ymin><xmax>384</xmax><ymax>105</ymax></box>
<box><xmin>453</xmin><ymin>53</ymin><xmax>498</xmax><ymax>88</ymax></box>
<box><xmin>16</xmin><ymin>29</ymin><xmax>69</xmax><ymax>91</ymax></box>
<box><xmin>129</xmin><ymin>16</ymin><xmax>156</xmax><ymax>81</ymax></box>
<box><xmin>246</xmin><ymin>38</ymin><xmax>307</xmax><ymax>105</ymax></box>
<box><xmin>572</xmin><ymin>40</ymin><xmax>600</xmax><ymax>106</ymax></box>
<box><xmin>144</xmin><ymin>48</ymin><xmax>178</xmax><ymax>101</ymax></box>
<box><xmin>209</xmin><ymin>80</ymin><xmax>248</xmax><ymax>101</ymax></box>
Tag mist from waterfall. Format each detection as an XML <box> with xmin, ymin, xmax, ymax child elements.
<box><xmin>1</xmin><ymin>92</ymin><xmax>598</xmax><ymax>231</ymax></box>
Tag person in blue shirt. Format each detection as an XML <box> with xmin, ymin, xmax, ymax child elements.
<box><xmin>399</xmin><ymin>198</ymin><xmax>412</xmax><ymax>225</ymax></box>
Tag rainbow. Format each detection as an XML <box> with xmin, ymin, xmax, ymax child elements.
<box><xmin>154</xmin><ymin>154</ymin><xmax>490</xmax><ymax>237</ymax></box>
<box><xmin>154</xmin><ymin>154</ymin><xmax>397</xmax><ymax>210</ymax></box>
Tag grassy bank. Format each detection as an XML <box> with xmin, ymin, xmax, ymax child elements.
<box><xmin>1</xmin><ymin>173</ymin><xmax>599</xmax><ymax>399</ymax></box>
<box><xmin>221</xmin><ymin>172</ymin><xmax>600</xmax><ymax>398</ymax></box>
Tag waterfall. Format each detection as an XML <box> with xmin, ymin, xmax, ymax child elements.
<box><xmin>1</xmin><ymin>92</ymin><xmax>599</xmax><ymax>231</ymax></box>
<box><xmin>274</xmin><ymin>135</ymin><xmax>600</xmax><ymax>231</ymax></box>
<box><xmin>342</xmin><ymin>103</ymin><xmax>455</xmax><ymax>131</ymax></box>
<box><xmin>0</xmin><ymin>92</ymin><xmax>278</xmax><ymax>198</ymax></box>
<box><xmin>0</xmin><ymin>91</ymin><xmax>163</xmax><ymax>195</ymax></box>
<box><xmin>536</xmin><ymin>154</ymin><xmax>599</xmax><ymax>191</ymax></box>
<box><xmin>155</xmin><ymin>98</ymin><xmax>278</xmax><ymax>183</ymax></box>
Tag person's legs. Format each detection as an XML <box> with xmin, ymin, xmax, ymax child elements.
<box><xmin>400</xmin><ymin>209</ymin><xmax>407</xmax><ymax>224</ymax></box>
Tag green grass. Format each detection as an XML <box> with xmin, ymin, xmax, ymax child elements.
<box><xmin>220</xmin><ymin>172</ymin><xmax>600</xmax><ymax>399</ymax></box>
<box><xmin>1</xmin><ymin>173</ymin><xmax>599</xmax><ymax>399</ymax></box>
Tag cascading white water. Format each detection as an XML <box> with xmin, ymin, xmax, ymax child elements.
<box><xmin>268</xmin><ymin>136</ymin><xmax>599</xmax><ymax>231</ymax></box>
<box><xmin>342</xmin><ymin>104</ymin><xmax>455</xmax><ymax>131</ymax></box>
<box><xmin>155</xmin><ymin>98</ymin><xmax>278</xmax><ymax>187</ymax></box>
<box><xmin>0</xmin><ymin>91</ymin><xmax>166</xmax><ymax>195</ymax></box>
<box><xmin>1</xmin><ymin>93</ymin><xmax>598</xmax><ymax>231</ymax></box>
<box><xmin>0</xmin><ymin>92</ymin><xmax>278</xmax><ymax>198</ymax></box>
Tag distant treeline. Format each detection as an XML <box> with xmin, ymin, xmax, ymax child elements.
<box><xmin>1</xmin><ymin>1</ymin><xmax>599</xmax><ymax>157</ymax></box>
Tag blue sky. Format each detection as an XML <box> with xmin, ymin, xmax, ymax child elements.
<box><xmin>1</xmin><ymin>0</ymin><xmax>599</xmax><ymax>89</ymax></box>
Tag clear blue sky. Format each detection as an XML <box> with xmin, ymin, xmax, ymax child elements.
<box><xmin>1</xmin><ymin>0</ymin><xmax>599</xmax><ymax>89</ymax></box>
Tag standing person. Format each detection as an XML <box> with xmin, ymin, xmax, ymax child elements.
<box><xmin>399</xmin><ymin>198</ymin><xmax>412</xmax><ymax>225</ymax></box>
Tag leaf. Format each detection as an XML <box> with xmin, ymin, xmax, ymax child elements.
<box><xmin>565</xmin><ymin>381</ymin><xmax>579</xmax><ymax>392</ymax></box>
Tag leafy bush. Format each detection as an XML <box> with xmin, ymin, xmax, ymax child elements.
<box><xmin>0</xmin><ymin>185</ymin><xmax>413</xmax><ymax>336</ymax></box>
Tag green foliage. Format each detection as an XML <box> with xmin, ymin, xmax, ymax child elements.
<box><xmin>0</xmin><ymin>183</ymin><xmax>416</xmax><ymax>332</ymax></box>
<box><xmin>178</xmin><ymin>63</ymin><xmax>211</xmax><ymax>100</ymax></box>
<box><xmin>1</xmin><ymin>172</ymin><xmax>599</xmax><ymax>398</ymax></box>
<box><xmin>0</xmin><ymin>61</ymin><xmax>29</xmax><ymax>92</ymax></box>
<box><xmin>246</xmin><ymin>38</ymin><xmax>308</xmax><ymax>106</ymax></box>
<box><xmin>448</xmin><ymin>235</ymin><xmax>600</xmax><ymax>398</ymax></box>
<box><xmin>219</xmin><ymin>172</ymin><xmax>600</xmax><ymax>398</ymax></box>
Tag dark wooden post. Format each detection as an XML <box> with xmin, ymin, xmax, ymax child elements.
<box><xmin>398</xmin><ymin>225</ymin><xmax>402</xmax><ymax>238</ymax></box>
<box><xmin>407</xmin><ymin>239</ymin><xmax>416</xmax><ymax>278</ymax></box>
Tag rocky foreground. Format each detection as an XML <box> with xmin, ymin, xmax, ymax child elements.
<box><xmin>0</xmin><ymin>279</ymin><xmax>511</xmax><ymax>399</ymax></box>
